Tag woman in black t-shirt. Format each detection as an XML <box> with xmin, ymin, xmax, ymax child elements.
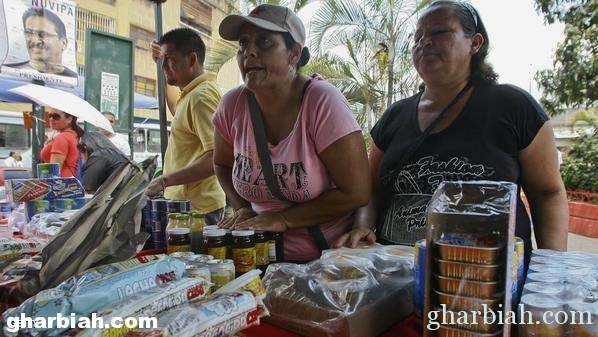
<box><xmin>78</xmin><ymin>132</ymin><xmax>130</xmax><ymax>193</ymax></box>
<box><xmin>334</xmin><ymin>1</ymin><xmax>568</xmax><ymax>262</ymax></box>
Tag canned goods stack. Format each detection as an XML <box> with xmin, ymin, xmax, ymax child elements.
<box><xmin>167</xmin><ymin>200</ymin><xmax>191</xmax><ymax>213</ymax></box>
<box><xmin>519</xmin><ymin>250</ymin><xmax>598</xmax><ymax>337</ymax></box>
<box><xmin>144</xmin><ymin>199</ymin><xmax>192</xmax><ymax>250</ymax></box>
<box><xmin>149</xmin><ymin>199</ymin><xmax>169</xmax><ymax>249</ymax></box>
<box><xmin>414</xmin><ymin>237</ymin><xmax>525</xmax><ymax>322</ymax></box>
<box><xmin>428</xmin><ymin>233</ymin><xmax>507</xmax><ymax>336</ymax></box>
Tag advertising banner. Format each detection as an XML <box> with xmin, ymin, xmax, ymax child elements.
<box><xmin>0</xmin><ymin>0</ymin><xmax>78</xmax><ymax>87</ymax></box>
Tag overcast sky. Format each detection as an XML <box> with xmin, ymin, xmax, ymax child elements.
<box><xmin>298</xmin><ymin>0</ymin><xmax>565</xmax><ymax>100</ymax></box>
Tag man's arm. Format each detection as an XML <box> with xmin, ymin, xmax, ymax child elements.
<box><xmin>151</xmin><ymin>40</ymin><xmax>178</xmax><ymax>116</ymax></box>
<box><xmin>145</xmin><ymin>150</ymin><xmax>214</xmax><ymax>196</ymax></box>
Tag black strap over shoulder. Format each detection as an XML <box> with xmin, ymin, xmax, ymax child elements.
<box><xmin>376</xmin><ymin>82</ymin><xmax>473</xmax><ymax>237</ymax></box>
<box><xmin>246</xmin><ymin>79</ymin><xmax>330</xmax><ymax>252</ymax></box>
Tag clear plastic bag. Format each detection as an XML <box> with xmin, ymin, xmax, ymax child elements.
<box><xmin>263</xmin><ymin>246</ymin><xmax>414</xmax><ymax>337</ymax></box>
<box><xmin>22</xmin><ymin>210</ymin><xmax>78</xmax><ymax>240</ymax></box>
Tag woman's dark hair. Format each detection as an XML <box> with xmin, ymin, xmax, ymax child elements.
<box><xmin>282</xmin><ymin>32</ymin><xmax>310</xmax><ymax>70</ymax></box>
<box><xmin>64</xmin><ymin>112</ymin><xmax>85</xmax><ymax>138</ymax></box>
<box><xmin>425</xmin><ymin>0</ymin><xmax>498</xmax><ymax>84</ymax></box>
<box><xmin>78</xmin><ymin>131</ymin><xmax>119</xmax><ymax>157</ymax></box>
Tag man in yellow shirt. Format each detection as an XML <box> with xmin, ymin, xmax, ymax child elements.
<box><xmin>145</xmin><ymin>28</ymin><xmax>225</xmax><ymax>225</ymax></box>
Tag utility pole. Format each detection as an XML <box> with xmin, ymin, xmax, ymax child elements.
<box><xmin>150</xmin><ymin>0</ymin><xmax>168</xmax><ymax>168</ymax></box>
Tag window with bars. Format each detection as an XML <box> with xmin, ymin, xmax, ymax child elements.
<box><xmin>181</xmin><ymin>0</ymin><xmax>212</xmax><ymax>36</ymax></box>
<box><xmin>130</xmin><ymin>25</ymin><xmax>154</xmax><ymax>50</ymax></box>
<box><xmin>135</xmin><ymin>76</ymin><xmax>156</xmax><ymax>97</ymax></box>
<box><xmin>75</xmin><ymin>8</ymin><xmax>116</xmax><ymax>53</ymax></box>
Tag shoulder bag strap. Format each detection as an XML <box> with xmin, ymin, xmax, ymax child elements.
<box><xmin>246</xmin><ymin>79</ymin><xmax>330</xmax><ymax>252</ymax></box>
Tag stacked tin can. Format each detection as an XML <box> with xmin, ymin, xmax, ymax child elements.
<box><xmin>144</xmin><ymin>199</ymin><xmax>191</xmax><ymax>250</ymax></box>
<box><xmin>168</xmin><ymin>200</ymin><xmax>191</xmax><ymax>214</ymax></box>
<box><xmin>519</xmin><ymin>249</ymin><xmax>598</xmax><ymax>337</ymax></box>
<box><xmin>414</xmin><ymin>237</ymin><xmax>525</xmax><ymax>322</ymax></box>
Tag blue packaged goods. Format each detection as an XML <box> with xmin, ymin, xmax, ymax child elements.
<box><xmin>25</xmin><ymin>200</ymin><xmax>51</xmax><ymax>220</ymax></box>
<box><xmin>0</xmin><ymin>201</ymin><xmax>11</xmax><ymax>221</ymax></box>
<box><xmin>150</xmin><ymin>199</ymin><xmax>169</xmax><ymax>250</ymax></box>
<box><xmin>513</xmin><ymin>237</ymin><xmax>524</xmax><ymax>306</ymax></box>
<box><xmin>5</xmin><ymin>177</ymin><xmax>84</xmax><ymax>202</ymax></box>
<box><xmin>414</xmin><ymin>239</ymin><xmax>426</xmax><ymax>318</ymax></box>
<box><xmin>52</xmin><ymin>198</ymin><xmax>75</xmax><ymax>212</ymax></box>
<box><xmin>73</xmin><ymin>197</ymin><xmax>86</xmax><ymax>209</ymax></box>
<box><xmin>2</xmin><ymin>255</ymin><xmax>185</xmax><ymax>336</ymax></box>
<box><xmin>75</xmin><ymin>278</ymin><xmax>210</xmax><ymax>337</ymax></box>
<box><xmin>36</xmin><ymin>163</ymin><xmax>60</xmax><ymax>178</ymax></box>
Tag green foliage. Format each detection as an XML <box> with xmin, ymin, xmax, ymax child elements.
<box><xmin>560</xmin><ymin>121</ymin><xmax>598</xmax><ymax>192</ymax></box>
<box><xmin>309</xmin><ymin>0</ymin><xmax>429</xmax><ymax>130</ymax></box>
<box><xmin>534</xmin><ymin>0</ymin><xmax>597</xmax><ymax>116</ymax></box>
<box><xmin>208</xmin><ymin>0</ymin><xmax>430</xmax><ymax>132</ymax></box>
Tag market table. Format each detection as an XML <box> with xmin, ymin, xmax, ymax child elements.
<box><xmin>240</xmin><ymin>314</ymin><xmax>422</xmax><ymax>337</ymax></box>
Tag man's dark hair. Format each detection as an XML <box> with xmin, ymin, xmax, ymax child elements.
<box><xmin>22</xmin><ymin>8</ymin><xmax>67</xmax><ymax>39</ymax></box>
<box><xmin>102</xmin><ymin>111</ymin><xmax>115</xmax><ymax>118</ymax></box>
<box><xmin>159</xmin><ymin>28</ymin><xmax>206</xmax><ymax>64</ymax></box>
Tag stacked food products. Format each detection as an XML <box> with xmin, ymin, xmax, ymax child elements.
<box><xmin>414</xmin><ymin>237</ymin><xmax>525</xmax><ymax>320</ymax></box>
<box><xmin>262</xmin><ymin>244</ymin><xmax>414</xmax><ymax>337</ymax></box>
<box><xmin>5</xmin><ymin>163</ymin><xmax>86</xmax><ymax>221</ymax></box>
<box><xmin>0</xmin><ymin>237</ymin><xmax>45</xmax><ymax>261</ymax></box>
<box><xmin>143</xmin><ymin>199</ymin><xmax>191</xmax><ymax>250</ymax></box>
<box><xmin>519</xmin><ymin>249</ymin><xmax>598</xmax><ymax>337</ymax></box>
<box><xmin>1</xmin><ymin>253</ymin><xmax>269</xmax><ymax>337</ymax></box>
<box><xmin>424</xmin><ymin>181</ymin><xmax>518</xmax><ymax>337</ymax></box>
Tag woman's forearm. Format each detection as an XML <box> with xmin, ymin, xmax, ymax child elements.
<box><xmin>352</xmin><ymin>198</ymin><xmax>377</xmax><ymax>230</ymax></box>
<box><xmin>530</xmin><ymin>189</ymin><xmax>569</xmax><ymax>251</ymax></box>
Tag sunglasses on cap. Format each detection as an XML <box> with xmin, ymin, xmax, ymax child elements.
<box><xmin>48</xmin><ymin>113</ymin><xmax>65</xmax><ymax>120</ymax></box>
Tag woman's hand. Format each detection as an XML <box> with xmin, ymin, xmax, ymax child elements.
<box><xmin>333</xmin><ymin>226</ymin><xmax>376</xmax><ymax>248</ymax></box>
<box><xmin>233</xmin><ymin>212</ymin><xmax>289</xmax><ymax>232</ymax></box>
<box><xmin>219</xmin><ymin>207</ymin><xmax>257</xmax><ymax>229</ymax></box>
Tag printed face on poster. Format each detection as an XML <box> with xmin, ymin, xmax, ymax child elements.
<box><xmin>0</xmin><ymin>0</ymin><xmax>78</xmax><ymax>87</ymax></box>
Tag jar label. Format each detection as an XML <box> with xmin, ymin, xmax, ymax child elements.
<box><xmin>233</xmin><ymin>247</ymin><xmax>256</xmax><ymax>272</ymax></box>
<box><xmin>167</xmin><ymin>243</ymin><xmax>191</xmax><ymax>254</ymax></box>
<box><xmin>256</xmin><ymin>242</ymin><xmax>269</xmax><ymax>266</ymax></box>
<box><xmin>268</xmin><ymin>241</ymin><xmax>277</xmax><ymax>262</ymax></box>
<box><xmin>208</xmin><ymin>246</ymin><xmax>227</xmax><ymax>260</ymax></box>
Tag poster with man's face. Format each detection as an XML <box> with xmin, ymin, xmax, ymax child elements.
<box><xmin>0</xmin><ymin>0</ymin><xmax>77</xmax><ymax>87</ymax></box>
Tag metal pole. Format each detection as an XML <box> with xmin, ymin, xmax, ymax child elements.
<box><xmin>153</xmin><ymin>0</ymin><xmax>168</xmax><ymax>167</ymax></box>
<box><xmin>31</xmin><ymin>79</ymin><xmax>45</xmax><ymax>177</ymax></box>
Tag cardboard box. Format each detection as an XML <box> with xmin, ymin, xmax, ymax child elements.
<box><xmin>265</xmin><ymin>275</ymin><xmax>414</xmax><ymax>337</ymax></box>
<box><xmin>5</xmin><ymin>177</ymin><xmax>84</xmax><ymax>202</ymax></box>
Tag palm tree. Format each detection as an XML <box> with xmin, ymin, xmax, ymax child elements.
<box><xmin>206</xmin><ymin>0</ymin><xmax>311</xmax><ymax>74</ymax></box>
<box><xmin>207</xmin><ymin>0</ymin><xmax>430</xmax><ymax>132</ymax></box>
<box><xmin>308</xmin><ymin>0</ymin><xmax>431</xmax><ymax>130</ymax></box>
